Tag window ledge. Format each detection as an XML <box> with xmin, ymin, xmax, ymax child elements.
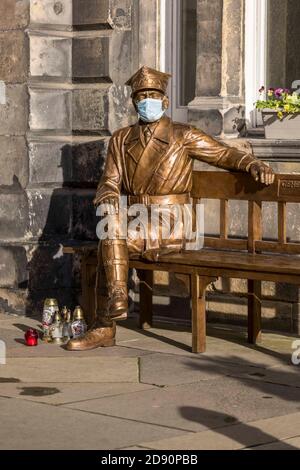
<box><xmin>245</xmin><ymin>136</ymin><xmax>300</xmax><ymax>161</ymax></box>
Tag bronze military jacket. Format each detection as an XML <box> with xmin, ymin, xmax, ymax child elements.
<box><xmin>94</xmin><ymin>116</ymin><xmax>259</xmax><ymax>255</ymax></box>
<box><xmin>95</xmin><ymin>116</ymin><xmax>257</xmax><ymax>205</ymax></box>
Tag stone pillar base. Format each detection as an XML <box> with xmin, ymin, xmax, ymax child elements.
<box><xmin>188</xmin><ymin>96</ymin><xmax>246</xmax><ymax>138</ymax></box>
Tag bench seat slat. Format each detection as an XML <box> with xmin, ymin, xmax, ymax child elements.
<box><xmin>129</xmin><ymin>260</ymin><xmax>300</xmax><ymax>285</ymax></box>
<box><xmin>64</xmin><ymin>244</ymin><xmax>300</xmax><ymax>276</ymax></box>
<box><xmin>155</xmin><ymin>249</ymin><xmax>300</xmax><ymax>276</ymax></box>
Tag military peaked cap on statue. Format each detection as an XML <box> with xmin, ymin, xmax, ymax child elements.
<box><xmin>125</xmin><ymin>66</ymin><xmax>171</xmax><ymax>96</ymax></box>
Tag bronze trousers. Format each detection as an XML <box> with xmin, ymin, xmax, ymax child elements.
<box><xmin>95</xmin><ymin>197</ymin><xmax>193</xmax><ymax>322</ymax></box>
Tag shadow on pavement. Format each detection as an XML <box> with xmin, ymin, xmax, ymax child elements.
<box><xmin>180</xmin><ymin>406</ymin><xmax>298</xmax><ymax>450</ymax></box>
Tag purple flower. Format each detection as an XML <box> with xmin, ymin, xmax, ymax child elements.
<box><xmin>275</xmin><ymin>88</ymin><xmax>284</xmax><ymax>98</ymax></box>
<box><xmin>259</xmin><ymin>86</ymin><xmax>265</xmax><ymax>94</ymax></box>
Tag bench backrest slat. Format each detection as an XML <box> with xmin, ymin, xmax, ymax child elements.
<box><xmin>192</xmin><ymin>171</ymin><xmax>300</xmax><ymax>255</ymax></box>
<box><xmin>248</xmin><ymin>201</ymin><xmax>262</xmax><ymax>253</ymax></box>
<box><xmin>278</xmin><ymin>202</ymin><xmax>287</xmax><ymax>244</ymax></box>
<box><xmin>220</xmin><ymin>199</ymin><xmax>228</xmax><ymax>240</ymax></box>
<box><xmin>192</xmin><ymin>172</ymin><xmax>300</xmax><ymax>202</ymax></box>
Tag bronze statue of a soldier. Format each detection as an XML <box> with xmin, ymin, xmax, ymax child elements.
<box><xmin>67</xmin><ymin>66</ymin><xmax>274</xmax><ymax>351</ymax></box>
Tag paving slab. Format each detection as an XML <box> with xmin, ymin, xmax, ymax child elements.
<box><xmin>64</xmin><ymin>377</ymin><xmax>300</xmax><ymax>433</ymax></box>
<box><xmin>139</xmin><ymin>412</ymin><xmax>300</xmax><ymax>450</ymax></box>
<box><xmin>247</xmin><ymin>436</ymin><xmax>300</xmax><ymax>450</ymax></box>
<box><xmin>202</xmin><ymin>325</ymin><xmax>294</xmax><ymax>369</ymax></box>
<box><xmin>0</xmin><ymin>396</ymin><xmax>185</xmax><ymax>450</ymax></box>
<box><xmin>0</xmin><ymin>313</ymin><xmax>299</xmax><ymax>450</ymax></box>
<box><xmin>0</xmin><ymin>313</ymin><xmax>39</xmax><ymax>331</ymax></box>
<box><xmin>118</xmin><ymin>322</ymin><xmax>294</xmax><ymax>367</ymax></box>
<box><xmin>0</xmin><ymin>382</ymin><xmax>155</xmax><ymax>405</ymax></box>
<box><xmin>236</xmin><ymin>364</ymin><xmax>300</xmax><ymax>389</ymax></box>
<box><xmin>139</xmin><ymin>352</ymin><xmax>259</xmax><ymax>386</ymax></box>
<box><xmin>121</xmin><ymin>446</ymin><xmax>154</xmax><ymax>450</ymax></box>
<box><xmin>0</xmin><ymin>357</ymin><xmax>139</xmax><ymax>383</ymax></box>
<box><xmin>208</xmin><ymin>344</ymin><xmax>292</xmax><ymax>370</ymax></box>
<box><xmin>116</xmin><ymin>324</ymin><xmax>195</xmax><ymax>356</ymax></box>
<box><xmin>5</xmin><ymin>345</ymin><xmax>150</xmax><ymax>359</ymax></box>
<box><xmin>141</xmin><ymin>352</ymin><xmax>300</xmax><ymax>389</ymax></box>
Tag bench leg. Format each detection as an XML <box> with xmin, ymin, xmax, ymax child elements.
<box><xmin>137</xmin><ymin>270</ymin><xmax>153</xmax><ymax>330</ymax></box>
<box><xmin>191</xmin><ymin>274</ymin><xmax>217</xmax><ymax>353</ymax></box>
<box><xmin>248</xmin><ymin>279</ymin><xmax>262</xmax><ymax>344</ymax></box>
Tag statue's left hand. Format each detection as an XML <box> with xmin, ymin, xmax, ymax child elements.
<box><xmin>249</xmin><ymin>161</ymin><xmax>275</xmax><ymax>185</ymax></box>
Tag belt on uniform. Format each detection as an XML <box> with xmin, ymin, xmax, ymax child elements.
<box><xmin>128</xmin><ymin>193</ymin><xmax>190</xmax><ymax>206</ymax></box>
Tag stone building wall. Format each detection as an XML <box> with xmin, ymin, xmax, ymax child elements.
<box><xmin>0</xmin><ymin>0</ymin><xmax>140</xmax><ymax>316</ymax></box>
<box><xmin>0</xmin><ymin>0</ymin><xmax>30</xmax><ymax>314</ymax></box>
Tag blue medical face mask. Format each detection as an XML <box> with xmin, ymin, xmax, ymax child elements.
<box><xmin>136</xmin><ymin>98</ymin><xmax>165</xmax><ymax>123</ymax></box>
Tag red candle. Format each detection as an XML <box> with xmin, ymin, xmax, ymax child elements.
<box><xmin>25</xmin><ymin>329</ymin><xmax>38</xmax><ymax>346</ymax></box>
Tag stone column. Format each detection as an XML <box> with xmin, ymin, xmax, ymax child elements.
<box><xmin>188</xmin><ymin>0</ymin><xmax>246</xmax><ymax>138</ymax></box>
<box><xmin>137</xmin><ymin>0</ymin><xmax>160</xmax><ymax>69</ymax></box>
<box><xmin>221</xmin><ymin>0</ymin><xmax>246</xmax><ymax>137</ymax></box>
<box><xmin>195</xmin><ymin>0</ymin><xmax>223</xmax><ymax>97</ymax></box>
<box><xmin>188</xmin><ymin>0</ymin><xmax>224</xmax><ymax>136</ymax></box>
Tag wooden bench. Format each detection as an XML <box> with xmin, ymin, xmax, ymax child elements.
<box><xmin>64</xmin><ymin>171</ymin><xmax>300</xmax><ymax>353</ymax></box>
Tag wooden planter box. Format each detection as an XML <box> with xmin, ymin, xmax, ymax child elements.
<box><xmin>262</xmin><ymin>109</ymin><xmax>300</xmax><ymax>139</ymax></box>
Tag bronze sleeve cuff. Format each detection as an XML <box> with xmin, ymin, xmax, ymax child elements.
<box><xmin>236</xmin><ymin>153</ymin><xmax>260</xmax><ymax>172</ymax></box>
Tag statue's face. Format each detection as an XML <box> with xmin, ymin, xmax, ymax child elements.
<box><xmin>133</xmin><ymin>90</ymin><xmax>169</xmax><ymax>111</ymax></box>
<box><xmin>134</xmin><ymin>90</ymin><xmax>164</xmax><ymax>102</ymax></box>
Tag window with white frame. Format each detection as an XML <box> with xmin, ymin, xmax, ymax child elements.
<box><xmin>160</xmin><ymin>0</ymin><xmax>197</xmax><ymax>122</ymax></box>
<box><xmin>245</xmin><ymin>0</ymin><xmax>300</xmax><ymax>130</ymax></box>
<box><xmin>161</xmin><ymin>0</ymin><xmax>300</xmax><ymax>128</ymax></box>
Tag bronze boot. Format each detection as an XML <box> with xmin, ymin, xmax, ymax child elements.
<box><xmin>107</xmin><ymin>282</ymin><xmax>128</xmax><ymax>320</ymax></box>
<box><xmin>102</xmin><ymin>239</ymin><xmax>129</xmax><ymax>321</ymax></box>
<box><xmin>66</xmin><ymin>321</ymin><xmax>116</xmax><ymax>351</ymax></box>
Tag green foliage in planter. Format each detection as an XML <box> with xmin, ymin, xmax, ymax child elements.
<box><xmin>255</xmin><ymin>87</ymin><xmax>300</xmax><ymax>120</ymax></box>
